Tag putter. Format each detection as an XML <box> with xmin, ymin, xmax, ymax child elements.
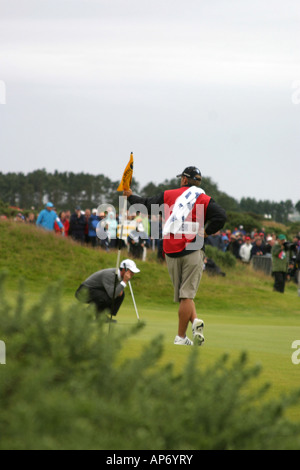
<box><xmin>128</xmin><ymin>280</ymin><xmax>140</xmax><ymax>321</ymax></box>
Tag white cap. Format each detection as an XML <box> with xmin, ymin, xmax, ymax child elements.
<box><xmin>120</xmin><ymin>259</ymin><xmax>140</xmax><ymax>274</ymax></box>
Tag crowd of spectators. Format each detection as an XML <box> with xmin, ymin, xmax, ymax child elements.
<box><xmin>205</xmin><ymin>224</ymin><xmax>300</xmax><ymax>294</ymax></box>
<box><xmin>10</xmin><ymin>203</ymin><xmax>153</xmax><ymax>257</ymax></box>
<box><xmin>205</xmin><ymin>225</ymin><xmax>281</xmax><ymax>262</ymax></box>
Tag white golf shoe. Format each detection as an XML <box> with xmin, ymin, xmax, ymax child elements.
<box><xmin>174</xmin><ymin>335</ymin><xmax>194</xmax><ymax>346</ymax></box>
<box><xmin>192</xmin><ymin>318</ymin><xmax>205</xmax><ymax>346</ymax></box>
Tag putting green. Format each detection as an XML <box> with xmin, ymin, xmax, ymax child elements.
<box><xmin>110</xmin><ymin>302</ymin><xmax>300</xmax><ymax>420</ymax></box>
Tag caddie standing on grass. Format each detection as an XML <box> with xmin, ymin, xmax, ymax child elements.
<box><xmin>124</xmin><ymin>166</ymin><xmax>226</xmax><ymax>346</ymax></box>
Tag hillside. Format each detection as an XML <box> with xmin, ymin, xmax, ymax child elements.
<box><xmin>0</xmin><ymin>221</ymin><xmax>174</xmax><ymax>304</ymax></box>
<box><xmin>0</xmin><ymin>220</ymin><xmax>298</xmax><ymax>317</ymax></box>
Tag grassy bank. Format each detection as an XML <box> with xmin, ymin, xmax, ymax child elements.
<box><xmin>1</xmin><ymin>221</ymin><xmax>298</xmax><ymax>311</ymax></box>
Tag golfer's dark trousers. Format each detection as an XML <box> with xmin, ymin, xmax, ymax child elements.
<box><xmin>273</xmin><ymin>272</ymin><xmax>286</xmax><ymax>293</ymax></box>
<box><xmin>75</xmin><ymin>285</ymin><xmax>124</xmax><ymax>316</ymax></box>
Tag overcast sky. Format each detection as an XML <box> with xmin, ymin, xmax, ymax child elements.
<box><xmin>0</xmin><ymin>0</ymin><xmax>299</xmax><ymax>204</ymax></box>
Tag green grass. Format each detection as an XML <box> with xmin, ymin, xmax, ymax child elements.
<box><xmin>1</xmin><ymin>220</ymin><xmax>300</xmax><ymax>421</ymax></box>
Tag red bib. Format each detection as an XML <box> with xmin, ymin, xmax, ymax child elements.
<box><xmin>163</xmin><ymin>187</ymin><xmax>211</xmax><ymax>254</ymax></box>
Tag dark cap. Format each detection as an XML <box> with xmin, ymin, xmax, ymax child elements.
<box><xmin>176</xmin><ymin>166</ymin><xmax>202</xmax><ymax>181</ymax></box>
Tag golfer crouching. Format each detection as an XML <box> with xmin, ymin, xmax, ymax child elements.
<box><xmin>75</xmin><ymin>259</ymin><xmax>140</xmax><ymax>320</ymax></box>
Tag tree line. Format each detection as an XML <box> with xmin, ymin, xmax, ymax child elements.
<box><xmin>0</xmin><ymin>169</ymin><xmax>299</xmax><ymax>224</ymax></box>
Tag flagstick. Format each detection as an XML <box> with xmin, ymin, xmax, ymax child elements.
<box><xmin>109</xmin><ymin>152</ymin><xmax>133</xmax><ymax>332</ymax></box>
<box><xmin>109</xmin><ymin>196</ymin><xmax>127</xmax><ymax>332</ymax></box>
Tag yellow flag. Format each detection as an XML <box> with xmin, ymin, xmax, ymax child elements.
<box><xmin>117</xmin><ymin>152</ymin><xmax>134</xmax><ymax>191</ymax></box>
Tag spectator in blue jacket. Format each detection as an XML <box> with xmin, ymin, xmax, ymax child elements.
<box><xmin>36</xmin><ymin>202</ymin><xmax>64</xmax><ymax>233</ymax></box>
<box><xmin>88</xmin><ymin>209</ymin><xmax>100</xmax><ymax>247</ymax></box>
